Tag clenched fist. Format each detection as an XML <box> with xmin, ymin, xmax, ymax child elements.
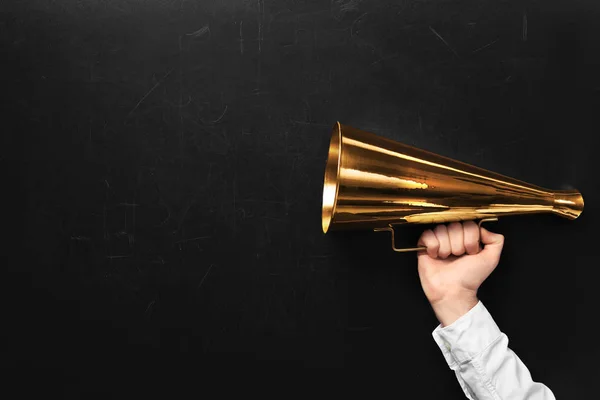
<box><xmin>417</xmin><ymin>221</ymin><xmax>504</xmax><ymax>326</ymax></box>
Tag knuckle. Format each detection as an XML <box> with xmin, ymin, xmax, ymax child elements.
<box><xmin>465</xmin><ymin>236</ymin><xmax>478</xmax><ymax>248</ymax></box>
<box><xmin>420</xmin><ymin>230</ymin><xmax>435</xmax><ymax>246</ymax></box>
<box><xmin>448</xmin><ymin>222</ymin><xmax>461</xmax><ymax>231</ymax></box>
<box><xmin>464</xmin><ymin>220</ymin><xmax>478</xmax><ymax>232</ymax></box>
<box><xmin>466</xmin><ymin>248</ymin><xmax>477</xmax><ymax>256</ymax></box>
<box><xmin>452</xmin><ymin>246</ymin><xmax>465</xmax><ymax>256</ymax></box>
<box><xmin>438</xmin><ymin>249</ymin><xmax>451</xmax><ymax>259</ymax></box>
<box><xmin>466</xmin><ymin>243</ymin><xmax>479</xmax><ymax>254</ymax></box>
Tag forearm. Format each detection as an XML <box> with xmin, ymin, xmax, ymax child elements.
<box><xmin>430</xmin><ymin>290</ymin><xmax>478</xmax><ymax>327</ymax></box>
<box><xmin>432</xmin><ymin>301</ymin><xmax>555</xmax><ymax>400</ymax></box>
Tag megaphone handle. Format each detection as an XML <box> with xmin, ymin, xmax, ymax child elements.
<box><xmin>374</xmin><ymin>217</ymin><xmax>499</xmax><ymax>253</ymax></box>
<box><xmin>373</xmin><ymin>226</ymin><xmax>427</xmax><ymax>253</ymax></box>
<box><xmin>478</xmin><ymin>217</ymin><xmax>499</xmax><ymax>228</ymax></box>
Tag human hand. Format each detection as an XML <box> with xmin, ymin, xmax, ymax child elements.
<box><xmin>417</xmin><ymin>221</ymin><xmax>504</xmax><ymax>326</ymax></box>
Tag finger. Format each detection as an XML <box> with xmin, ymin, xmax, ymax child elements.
<box><xmin>463</xmin><ymin>221</ymin><xmax>480</xmax><ymax>255</ymax></box>
<box><xmin>479</xmin><ymin>227</ymin><xmax>505</xmax><ymax>266</ymax></box>
<box><xmin>433</xmin><ymin>224</ymin><xmax>451</xmax><ymax>259</ymax></box>
<box><xmin>418</xmin><ymin>229</ymin><xmax>439</xmax><ymax>259</ymax></box>
<box><xmin>447</xmin><ymin>222</ymin><xmax>465</xmax><ymax>256</ymax></box>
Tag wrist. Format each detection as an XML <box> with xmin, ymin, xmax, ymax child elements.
<box><xmin>431</xmin><ymin>290</ymin><xmax>478</xmax><ymax>327</ymax></box>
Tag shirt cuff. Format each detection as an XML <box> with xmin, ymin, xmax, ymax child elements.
<box><xmin>431</xmin><ymin>301</ymin><xmax>502</xmax><ymax>366</ymax></box>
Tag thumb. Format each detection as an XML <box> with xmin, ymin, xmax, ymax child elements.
<box><xmin>478</xmin><ymin>227</ymin><xmax>504</xmax><ymax>266</ymax></box>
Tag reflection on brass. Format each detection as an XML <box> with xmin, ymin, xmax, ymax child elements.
<box><xmin>321</xmin><ymin>122</ymin><xmax>584</xmax><ymax>251</ymax></box>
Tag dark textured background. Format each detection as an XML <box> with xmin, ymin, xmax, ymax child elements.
<box><xmin>2</xmin><ymin>0</ymin><xmax>598</xmax><ymax>397</ymax></box>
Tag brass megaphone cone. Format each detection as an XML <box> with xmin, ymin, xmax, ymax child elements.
<box><xmin>321</xmin><ymin>122</ymin><xmax>583</xmax><ymax>251</ymax></box>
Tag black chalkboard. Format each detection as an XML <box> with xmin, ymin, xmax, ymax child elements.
<box><xmin>2</xmin><ymin>0</ymin><xmax>598</xmax><ymax>397</ymax></box>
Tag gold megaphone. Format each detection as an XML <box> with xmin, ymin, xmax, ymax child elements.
<box><xmin>321</xmin><ymin>122</ymin><xmax>584</xmax><ymax>252</ymax></box>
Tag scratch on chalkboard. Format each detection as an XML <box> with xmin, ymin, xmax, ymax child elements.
<box><xmin>257</xmin><ymin>0</ymin><xmax>264</xmax><ymax>53</ymax></box>
<box><xmin>332</xmin><ymin>0</ymin><xmax>362</xmax><ymax>20</ymax></box>
<box><xmin>145</xmin><ymin>300</ymin><xmax>155</xmax><ymax>316</ymax></box>
<box><xmin>127</xmin><ymin>68</ymin><xmax>174</xmax><ymax>118</ymax></box>
<box><xmin>88</xmin><ymin>117</ymin><xmax>93</xmax><ymax>152</ymax></box>
<box><xmin>206</xmin><ymin>163</ymin><xmax>213</xmax><ymax>187</ymax></box>
<box><xmin>131</xmin><ymin>198</ymin><xmax>136</xmax><ymax>247</ymax></box>
<box><xmin>347</xmin><ymin>327</ymin><xmax>372</xmax><ymax>332</ymax></box>
<box><xmin>175</xmin><ymin>236</ymin><xmax>211</xmax><ymax>244</ymax></box>
<box><xmin>232</xmin><ymin>178</ymin><xmax>237</xmax><ymax>233</ymax></box>
<box><xmin>340</xmin><ymin>0</ymin><xmax>361</xmax><ymax>12</ymax></box>
<box><xmin>186</xmin><ymin>25</ymin><xmax>210</xmax><ymax>38</ymax></box>
<box><xmin>429</xmin><ymin>26</ymin><xmax>459</xmax><ymax>58</ymax></box>
<box><xmin>292</xmin><ymin>120</ymin><xmax>330</xmax><ymax>127</ymax></box>
<box><xmin>264</xmin><ymin>222</ymin><xmax>271</xmax><ymax>245</ymax></box>
<box><xmin>350</xmin><ymin>12</ymin><xmax>368</xmax><ymax>37</ymax></box>
<box><xmin>178</xmin><ymin>36</ymin><xmax>184</xmax><ymax>150</ymax></box>
<box><xmin>472</xmin><ymin>39</ymin><xmax>499</xmax><ymax>54</ymax></box>
<box><xmin>152</xmin><ymin>256</ymin><xmax>165</xmax><ymax>265</ymax></box>
<box><xmin>256</xmin><ymin>56</ymin><xmax>262</xmax><ymax>92</ymax></box>
<box><xmin>370</xmin><ymin>52</ymin><xmax>399</xmax><ymax>66</ymax></box>
<box><xmin>106</xmin><ymin>255</ymin><xmax>131</xmax><ymax>260</ymax></box>
<box><xmin>502</xmin><ymin>137</ymin><xmax>527</xmax><ymax>147</ymax></box>
<box><xmin>103</xmin><ymin>179</ymin><xmax>110</xmax><ymax>261</ymax></box>
<box><xmin>522</xmin><ymin>11</ymin><xmax>528</xmax><ymax>41</ymax></box>
<box><xmin>198</xmin><ymin>264</ymin><xmax>214</xmax><ymax>289</ymax></box>
<box><xmin>239</xmin><ymin>21</ymin><xmax>244</xmax><ymax>54</ymax></box>
<box><xmin>212</xmin><ymin>105</ymin><xmax>228</xmax><ymax>123</ymax></box>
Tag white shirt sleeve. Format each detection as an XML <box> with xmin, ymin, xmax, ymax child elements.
<box><xmin>431</xmin><ymin>301</ymin><xmax>556</xmax><ymax>400</ymax></box>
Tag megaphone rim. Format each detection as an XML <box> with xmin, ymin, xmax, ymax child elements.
<box><xmin>322</xmin><ymin>122</ymin><xmax>342</xmax><ymax>233</ymax></box>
